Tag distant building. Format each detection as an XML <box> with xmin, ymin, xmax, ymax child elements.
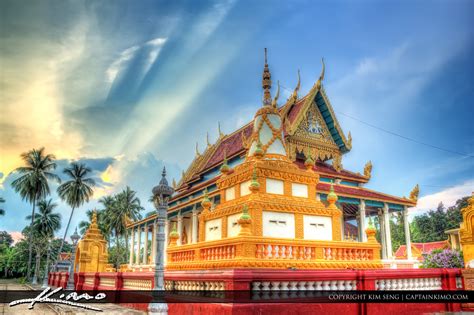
<box><xmin>395</xmin><ymin>241</ymin><xmax>450</xmax><ymax>261</ymax></box>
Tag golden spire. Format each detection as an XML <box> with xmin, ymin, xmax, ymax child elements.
<box><xmin>172</xmin><ymin>178</ymin><xmax>177</xmax><ymax>189</ymax></box>
<box><xmin>315</xmin><ymin>58</ymin><xmax>325</xmax><ymax>90</ymax></box>
<box><xmin>218</xmin><ymin>122</ymin><xmax>224</xmax><ymax>138</ymax></box>
<box><xmin>363</xmin><ymin>161</ymin><xmax>372</xmax><ymax>179</ymax></box>
<box><xmin>271</xmin><ymin>80</ymin><xmax>280</xmax><ymax>108</ymax></box>
<box><xmin>206</xmin><ymin>132</ymin><xmax>211</xmax><ymax>148</ymax></box>
<box><xmin>290</xmin><ymin>69</ymin><xmax>301</xmax><ymax>102</ymax></box>
<box><xmin>262</xmin><ymin>48</ymin><xmax>272</xmax><ymax>106</ymax></box>
<box><xmin>195</xmin><ymin>142</ymin><xmax>201</xmax><ymax>157</ymax></box>
<box><xmin>409</xmin><ymin>184</ymin><xmax>419</xmax><ymax>202</ymax></box>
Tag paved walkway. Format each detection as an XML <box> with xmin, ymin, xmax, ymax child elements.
<box><xmin>0</xmin><ymin>279</ymin><xmax>145</xmax><ymax>315</ymax></box>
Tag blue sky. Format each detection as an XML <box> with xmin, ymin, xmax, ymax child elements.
<box><xmin>1</xmin><ymin>0</ymin><xmax>473</xmax><ymax>242</ymax></box>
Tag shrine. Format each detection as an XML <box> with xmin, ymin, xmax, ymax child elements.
<box><xmin>126</xmin><ymin>49</ymin><xmax>417</xmax><ymax>270</ymax></box>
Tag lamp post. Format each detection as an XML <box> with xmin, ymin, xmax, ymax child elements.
<box><xmin>41</xmin><ymin>240</ymin><xmax>51</xmax><ymax>288</ymax></box>
<box><xmin>66</xmin><ymin>227</ymin><xmax>80</xmax><ymax>290</ymax></box>
<box><xmin>148</xmin><ymin>167</ymin><xmax>174</xmax><ymax>315</ymax></box>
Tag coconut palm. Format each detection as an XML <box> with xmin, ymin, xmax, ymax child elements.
<box><xmin>10</xmin><ymin>147</ymin><xmax>60</xmax><ymax>280</ymax></box>
<box><xmin>26</xmin><ymin>199</ymin><xmax>61</xmax><ymax>284</ymax></box>
<box><xmin>56</xmin><ymin>162</ymin><xmax>95</xmax><ymax>266</ymax></box>
<box><xmin>0</xmin><ymin>197</ymin><xmax>5</xmax><ymax>216</ymax></box>
<box><xmin>114</xmin><ymin>187</ymin><xmax>143</xmax><ymax>247</ymax></box>
<box><xmin>103</xmin><ymin>188</ymin><xmax>143</xmax><ymax>267</ymax></box>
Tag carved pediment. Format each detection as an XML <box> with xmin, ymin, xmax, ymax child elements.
<box><xmin>286</xmin><ymin>101</ymin><xmax>341</xmax><ymax>162</ymax></box>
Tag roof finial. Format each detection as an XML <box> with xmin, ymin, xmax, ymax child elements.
<box><xmin>206</xmin><ymin>132</ymin><xmax>211</xmax><ymax>148</ymax></box>
<box><xmin>218</xmin><ymin>121</ymin><xmax>224</xmax><ymax>138</ymax></box>
<box><xmin>262</xmin><ymin>48</ymin><xmax>272</xmax><ymax>106</ymax></box>
<box><xmin>195</xmin><ymin>142</ymin><xmax>201</xmax><ymax>157</ymax></box>
<box><xmin>271</xmin><ymin>80</ymin><xmax>280</xmax><ymax>108</ymax></box>
<box><xmin>315</xmin><ymin>58</ymin><xmax>325</xmax><ymax>89</ymax></box>
<box><xmin>162</xmin><ymin>166</ymin><xmax>166</xmax><ymax>178</ymax></box>
<box><xmin>290</xmin><ymin>69</ymin><xmax>301</xmax><ymax>102</ymax></box>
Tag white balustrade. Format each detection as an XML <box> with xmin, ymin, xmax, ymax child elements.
<box><xmin>375</xmin><ymin>277</ymin><xmax>442</xmax><ymax>290</ymax></box>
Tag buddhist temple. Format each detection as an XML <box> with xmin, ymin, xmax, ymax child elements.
<box><xmin>126</xmin><ymin>49</ymin><xmax>418</xmax><ymax>270</ymax></box>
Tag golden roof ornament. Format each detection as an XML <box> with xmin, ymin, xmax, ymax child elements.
<box><xmin>304</xmin><ymin>148</ymin><xmax>315</xmax><ymax>170</ymax></box>
<box><xmin>91</xmin><ymin>211</ymin><xmax>98</xmax><ymax>226</ymax></box>
<box><xmin>347</xmin><ymin>131</ymin><xmax>352</xmax><ymax>148</ymax></box>
<box><xmin>409</xmin><ymin>184</ymin><xmax>419</xmax><ymax>202</ymax></box>
<box><xmin>172</xmin><ymin>178</ymin><xmax>177</xmax><ymax>189</ymax></box>
<box><xmin>201</xmin><ymin>188</ymin><xmax>212</xmax><ymax>211</ymax></box>
<box><xmin>206</xmin><ymin>132</ymin><xmax>212</xmax><ymax>148</ymax></box>
<box><xmin>169</xmin><ymin>222</ymin><xmax>179</xmax><ymax>246</ymax></box>
<box><xmin>364</xmin><ymin>161</ymin><xmax>372</xmax><ymax>179</ymax></box>
<box><xmin>238</xmin><ymin>205</ymin><xmax>252</xmax><ymax>236</ymax></box>
<box><xmin>332</xmin><ymin>154</ymin><xmax>342</xmax><ymax>172</ymax></box>
<box><xmin>271</xmin><ymin>80</ymin><xmax>280</xmax><ymax>108</ymax></box>
<box><xmin>218</xmin><ymin>121</ymin><xmax>224</xmax><ymax>139</ymax></box>
<box><xmin>195</xmin><ymin>142</ymin><xmax>201</xmax><ymax>157</ymax></box>
<box><xmin>315</xmin><ymin>58</ymin><xmax>325</xmax><ymax>90</ymax></box>
<box><xmin>253</xmin><ymin>137</ymin><xmax>264</xmax><ymax>158</ymax></box>
<box><xmin>262</xmin><ymin>48</ymin><xmax>272</xmax><ymax>106</ymax></box>
<box><xmin>249</xmin><ymin>165</ymin><xmax>260</xmax><ymax>193</ymax></box>
<box><xmin>220</xmin><ymin>150</ymin><xmax>231</xmax><ymax>175</ymax></box>
<box><xmin>290</xmin><ymin>69</ymin><xmax>301</xmax><ymax>102</ymax></box>
<box><xmin>327</xmin><ymin>182</ymin><xmax>338</xmax><ymax>205</ymax></box>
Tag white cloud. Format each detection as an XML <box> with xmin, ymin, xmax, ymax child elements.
<box><xmin>410</xmin><ymin>179</ymin><xmax>474</xmax><ymax>214</ymax></box>
<box><xmin>106</xmin><ymin>45</ymin><xmax>140</xmax><ymax>83</ymax></box>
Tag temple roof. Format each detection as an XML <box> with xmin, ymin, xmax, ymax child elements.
<box><xmin>395</xmin><ymin>241</ymin><xmax>450</xmax><ymax>260</ymax></box>
<box><xmin>177</xmin><ymin>85</ymin><xmax>354</xmax><ymax>191</ymax></box>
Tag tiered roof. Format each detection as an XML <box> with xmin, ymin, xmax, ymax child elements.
<box><xmin>170</xmin><ymin>55</ymin><xmax>415</xmax><ymax>209</ymax></box>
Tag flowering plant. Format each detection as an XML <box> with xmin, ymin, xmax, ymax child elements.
<box><xmin>421</xmin><ymin>249</ymin><xmax>464</xmax><ymax>268</ymax></box>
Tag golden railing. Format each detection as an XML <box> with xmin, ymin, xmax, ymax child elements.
<box><xmin>166</xmin><ymin>236</ymin><xmax>381</xmax><ymax>270</ymax></box>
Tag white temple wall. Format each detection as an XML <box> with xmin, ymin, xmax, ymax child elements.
<box><xmin>205</xmin><ymin>218</ymin><xmax>222</xmax><ymax>241</ymax></box>
<box><xmin>262</xmin><ymin>211</ymin><xmax>295</xmax><ymax>238</ymax></box>
<box><xmin>303</xmin><ymin>215</ymin><xmax>332</xmax><ymax>240</ymax></box>
<box><xmin>227</xmin><ymin>213</ymin><xmax>241</xmax><ymax>237</ymax></box>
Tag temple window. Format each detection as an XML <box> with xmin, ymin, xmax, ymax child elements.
<box><xmin>292</xmin><ymin>183</ymin><xmax>308</xmax><ymax>198</ymax></box>
<box><xmin>240</xmin><ymin>180</ymin><xmax>251</xmax><ymax>197</ymax></box>
<box><xmin>205</xmin><ymin>218</ymin><xmax>222</xmax><ymax>241</ymax></box>
<box><xmin>303</xmin><ymin>215</ymin><xmax>332</xmax><ymax>241</ymax></box>
<box><xmin>225</xmin><ymin>187</ymin><xmax>235</xmax><ymax>201</ymax></box>
<box><xmin>265</xmin><ymin>178</ymin><xmax>284</xmax><ymax>195</ymax></box>
<box><xmin>262</xmin><ymin>211</ymin><xmax>295</xmax><ymax>238</ymax></box>
<box><xmin>227</xmin><ymin>213</ymin><xmax>241</xmax><ymax>237</ymax></box>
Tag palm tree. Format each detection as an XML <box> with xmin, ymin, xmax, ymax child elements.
<box><xmin>11</xmin><ymin>147</ymin><xmax>60</xmax><ymax>280</ymax></box>
<box><xmin>103</xmin><ymin>188</ymin><xmax>143</xmax><ymax>267</ymax></box>
<box><xmin>0</xmin><ymin>197</ymin><xmax>5</xmax><ymax>216</ymax></box>
<box><xmin>26</xmin><ymin>199</ymin><xmax>61</xmax><ymax>284</ymax></box>
<box><xmin>56</xmin><ymin>162</ymin><xmax>95</xmax><ymax>266</ymax></box>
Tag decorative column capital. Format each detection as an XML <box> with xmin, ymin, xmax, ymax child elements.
<box><xmin>359</xmin><ymin>199</ymin><xmax>366</xmax><ymax>209</ymax></box>
<box><xmin>383</xmin><ymin>203</ymin><xmax>389</xmax><ymax>214</ymax></box>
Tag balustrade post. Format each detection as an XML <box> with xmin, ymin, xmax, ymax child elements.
<box><xmin>93</xmin><ymin>272</ymin><xmax>100</xmax><ymax>291</ymax></box>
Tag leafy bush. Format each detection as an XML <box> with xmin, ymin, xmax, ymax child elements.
<box><xmin>421</xmin><ymin>249</ymin><xmax>464</xmax><ymax>268</ymax></box>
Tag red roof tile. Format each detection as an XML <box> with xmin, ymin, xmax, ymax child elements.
<box><xmin>287</xmin><ymin>97</ymin><xmax>307</xmax><ymax>123</ymax></box>
<box><xmin>204</xmin><ymin>124</ymin><xmax>252</xmax><ymax>171</ymax></box>
<box><xmin>395</xmin><ymin>241</ymin><xmax>449</xmax><ymax>260</ymax></box>
<box><xmin>294</xmin><ymin>159</ymin><xmax>367</xmax><ymax>182</ymax></box>
<box><xmin>317</xmin><ymin>182</ymin><xmax>414</xmax><ymax>205</ymax></box>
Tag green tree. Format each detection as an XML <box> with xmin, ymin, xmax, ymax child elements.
<box><xmin>102</xmin><ymin>187</ymin><xmax>143</xmax><ymax>268</ymax></box>
<box><xmin>390</xmin><ymin>212</ymin><xmax>406</xmax><ymax>253</ymax></box>
<box><xmin>26</xmin><ymin>199</ymin><xmax>61</xmax><ymax>284</ymax></box>
<box><xmin>56</xmin><ymin>162</ymin><xmax>95</xmax><ymax>267</ymax></box>
<box><xmin>10</xmin><ymin>147</ymin><xmax>60</xmax><ymax>280</ymax></box>
<box><xmin>0</xmin><ymin>231</ymin><xmax>13</xmax><ymax>247</ymax></box>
